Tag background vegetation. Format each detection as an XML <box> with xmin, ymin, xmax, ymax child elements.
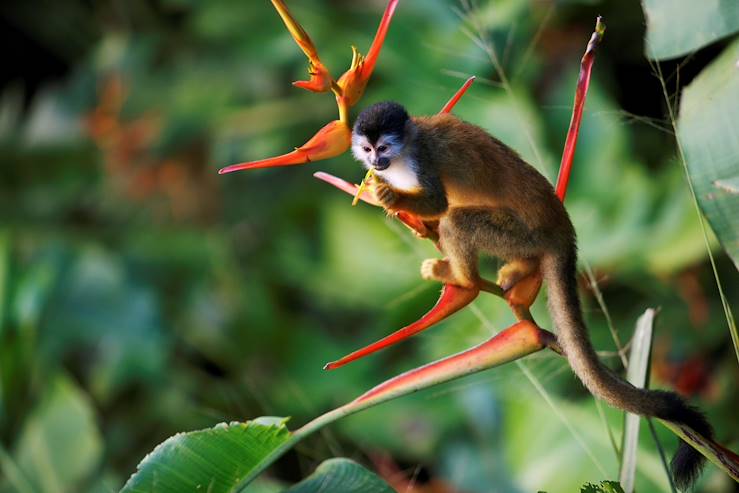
<box><xmin>0</xmin><ymin>0</ymin><xmax>737</xmax><ymax>492</ymax></box>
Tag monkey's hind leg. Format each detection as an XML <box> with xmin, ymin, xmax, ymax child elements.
<box><xmin>420</xmin><ymin>212</ymin><xmax>482</xmax><ymax>289</ymax></box>
<box><xmin>422</xmin><ymin>207</ymin><xmax>542</xmax><ymax>290</ymax></box>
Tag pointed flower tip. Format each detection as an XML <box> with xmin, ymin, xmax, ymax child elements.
<box><xmin>219</xmin><ymin>121</ymin><xmax>350</xmax><ymax>176</ymax></box>
<box><xmin>439</xmin><ymin>75</ymin><xmax>477</xmax><ymax>114</ymax></box>
<box><xmin>335</xmin><ymin>0</ymin><xmax>400</xmax><ymax>109</ymax></box>
<box><xmin>595</xmin><ymin>16</ymin><xmax>606</xmax><ymax>36</ymax></box>
<box><xmin>323</xmin><ymin>284</ymin><xmax>479</xmax><ymax>370</ymax></box>
<box><xmin>292</xmin><ymin>62</ymin><xmax>334</xmax><ymax>93</ymax></box>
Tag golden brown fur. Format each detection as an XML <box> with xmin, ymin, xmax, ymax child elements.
<box><xmin>360</xmin><ymin>107</ymin><xmax>713</xmax><ymax>490</ymax></box>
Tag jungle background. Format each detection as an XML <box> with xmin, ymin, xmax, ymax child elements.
<box><xmin>0</xmin><ymin>0</ymin><xmax>737</xmax><ymax>492</ymax></box>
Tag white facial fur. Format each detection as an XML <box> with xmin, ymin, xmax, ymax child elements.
<box><xmin>351</xmin><ymin>133</ymin><xmax>420</xmax><ymax>192</ymax></box>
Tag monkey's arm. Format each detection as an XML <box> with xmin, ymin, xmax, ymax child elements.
<box><xmin>374</xmin><ymin>179</ymin><xmax>448</xmax><ymax>219</ymax></box>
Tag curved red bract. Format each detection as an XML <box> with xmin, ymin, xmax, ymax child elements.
<box><xmin>352</xmin><ymin>321</ymin><xmax>546</xmax><ymax>403</ymax></box>
<box><xmin>324</xmin><ymin>284</ymin><xmax>479</xmax><ymax>370</ymax></box>
<box><xmin>219</xmin><ymin>120</ymin><xmax>351</xmax><ymax>174</ymax></box>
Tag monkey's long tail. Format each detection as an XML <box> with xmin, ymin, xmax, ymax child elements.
<box><xmin>540</xmin><ymin>250</ymin><xmax>713</xmax><ymax>491</ymax></box>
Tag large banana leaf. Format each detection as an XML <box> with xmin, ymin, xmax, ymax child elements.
<box><xmin>678</xmin><ymin>38</ymin><xmax>739</xmax><ymax>270</ymax></box>
<box><xmin>642</xmin><ymin>0</ymin><xmax>739</xmax><ymax>60</ymax></box>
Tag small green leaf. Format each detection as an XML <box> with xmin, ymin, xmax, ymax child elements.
<box><xmin>581</xmin><ymin>481</ymin><xmax>626</xmax><ymax>493</ymax></box>
<box><xmin>121</xmin><ymin>418</ymin><xmax>293</xmax><ymax>493</ymax></box>
<box><xmin>285</xmin><ymin>458</ymin><xmax>395</xmax><ymax>493</ymax></box>
<box><xmin>678</xmin><ymin>39</ymin><xmax>739</xmax><ymax>269</ymax></box>
<box><xmin>13</xmin><ymin>375</ymin><xmax>103</xmax><ymax>493</ymax></box>
<box><xmin>642</xmin><ymin>0</ymin><xmax>739</xmax><ymax>60</ymax></box>
<box><xmin>619</xmin><ymin>309</ymin><xmax>656</xmax><ymax>493</ymax></box>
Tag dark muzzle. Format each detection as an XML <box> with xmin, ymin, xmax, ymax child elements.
<box><xmin>373</xmin><ymin>157</ymin><xmax>390</xmax><ymax>170</ymax></box>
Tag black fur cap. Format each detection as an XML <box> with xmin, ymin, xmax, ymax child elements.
<box><xmin>353</xmin><ymin>101</ymin><xmax>409</xmax><ymax>144</ymax></box>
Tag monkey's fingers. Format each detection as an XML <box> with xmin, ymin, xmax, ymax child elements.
<box><xmin>219</xmin><ymin>120</ymin><xmax>351</xmax><ymax>174</ymax></box>
<box><xmin>314</xmin><ymin>172</ymin><xmax>438</xmax><ymax>239</ymax></box>
<box><xmin>324</xmin><ymin>284</ymin><xmax>479</xmax><ymax>370</ymax></box>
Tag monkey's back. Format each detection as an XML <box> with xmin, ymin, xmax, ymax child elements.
<box><xmin>412</xmin><ymin>113</ymin><xmax>572</xmax><ymax>239</ymax></box>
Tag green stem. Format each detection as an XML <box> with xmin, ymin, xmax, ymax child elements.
<box><xmin>237</xmin><ymin>321</ymin><xmax>551</xmax><ymax>490</ymax></box>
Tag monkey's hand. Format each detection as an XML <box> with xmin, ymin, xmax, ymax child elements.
<box><xmin>373</xmin><ymin>181</ymin><xmax>399</xmax><ymax>209</ymax></box>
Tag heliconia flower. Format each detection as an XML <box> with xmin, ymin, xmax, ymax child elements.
<box><xmin>270</xmin><ymin>0</ymin><xmax>335</xmax><ymax>93</ymax></box>
<box><xmin>219</xmin><ymin>120</ymin><xmax>351</xmax><ymax>174</ymax></box>
<box><xmin>324</xmin><ymin>284</ymin><xmax>480</xmax><ymax>370</ymax></box>
<box><xmin>349</xmin><ymin>320</ymin><xmax>556</xmax><ymax>404</ymax></box>
<box><xmin>318</xmin><ymin>17</ymin><xmax>606</xmax><ymax>368</ymax></box>
<box><xmin>220</xmin><ymin>1</ymin><xmax>399</xmax><ymax>175</ymax></box>
<box><xmin>335</xmin><ymin>0</ymin><xmax>400</xmax><ymax>111</ymax></box>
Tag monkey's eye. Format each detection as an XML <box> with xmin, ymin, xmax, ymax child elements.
<box><xmin>363</xmin><ymin>146</ymin><xmax>371</xmax><ymax>153</ymax></box>
<box><xmin>377</xmin><ymin>145</ymin><xmax>387</xmax><ymax>152</ymax></box>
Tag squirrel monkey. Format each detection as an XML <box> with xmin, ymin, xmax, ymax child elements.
<box><xmin>351</xmin><ymin>101</ymin><xmax>713</xmax><ymax>489</ymax></box>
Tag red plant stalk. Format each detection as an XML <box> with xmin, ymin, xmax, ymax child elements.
<box><xmin>555</xmin><ymin>16</ymin><xmax>605</xmax><ymax>201</ymax></box>
<box><xmin>440</xmin><ymin>76</ymin><xmax>476</xmax><ymax>114</ymax></box>
<box><xmin>321</xmin><ymin>17</ymin><xmax>605</xmax><ymax>369</ymax></box>
<box><xmin>361</xmin><ymin>0</ymin><xmax>400</xmax><ymax>82</ymax></box>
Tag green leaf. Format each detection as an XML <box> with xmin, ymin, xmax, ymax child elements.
<box><xmin>121</xmin><ymin>417</ymin><xmax>294</xmax><ymax>493</ymax></box>
<box><xmin>580</xmin><ymin>481</ymin><xmax>626</xmax><ymax>493</ymax></box>
<box><xmin>642</xmin><ymin>0</ymin><xmax>739</xmax><ymax>60</ymax></box>
<box><xmin>678</xmin><ymin>39</ymin><xmax>739</xmax><ymax>269</ymax></box>
<box><xmin>619</xmin><ymin>309</ymin><xmax>656</xmax><ymax>493</ymax></box>
<box><xmin>285</xmin><ymin>458</ymin><xmax>395</xmax><ymax>493</ymax></box>
<box><xmin>12</xmin><ymin>375</ymin><xmax>103</xmax><ymax>493</ymax></box>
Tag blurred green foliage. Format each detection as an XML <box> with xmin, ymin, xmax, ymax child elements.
<box><xmin>0</xmin><ymin>1</ymin><xmax>737</xmax><ymax>492</ymax></box>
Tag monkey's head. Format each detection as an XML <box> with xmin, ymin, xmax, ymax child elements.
<box><xmin>351</xmin><ymin>101</ymin><xmax>410</xmax><ymax>171</ymax></box>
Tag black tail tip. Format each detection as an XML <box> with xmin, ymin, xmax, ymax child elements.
<box><xmin>671</xmin><ymin>440</ymin><xmax>706</xmax><ymax>491</ymax></box>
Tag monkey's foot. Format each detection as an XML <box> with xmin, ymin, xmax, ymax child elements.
<box><xmin>497</xmin><ymin>259</ymin><xmax>538</xmax><ymax>291</ymax></box>
<box><xmin>420</xmin><ymin>258</ymin><xmax>475</xmax><ymax>289</ymax></box>
<box><xmin>421</xmin><ymin>258</ymin><xmax>451</xmax><ymax>283</ymax></box>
